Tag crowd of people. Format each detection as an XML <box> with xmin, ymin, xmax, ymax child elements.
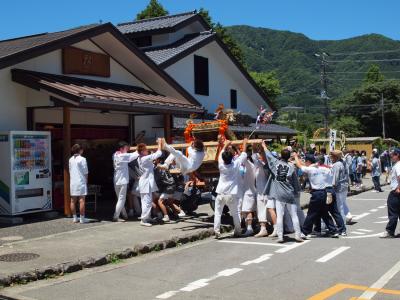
<box><xmin>67</xmin><ymin>137</ymin><xmax>400</xmax><ymax>241</ymax></box>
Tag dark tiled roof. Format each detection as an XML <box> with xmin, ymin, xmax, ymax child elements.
<box><xmin>12</xmin><ymin>69</ymin><xmax>203</xmax><ymax>114</ymax></box>
<box><xmin>173</xmin><ymin>117</ymin><xmax>297</xmax><ymax>135</ymax></box>
<box><xmin>117</xmin><ymin>11</ymin><xmax>198</xmax><ymax>34</ymax></box>
<box><xmin>0</xmin><ymin>24</ymin><xmax>99</xmax><ymax>59</ymax></box>
<box><xmin>145</xmin><ymin>32</ymin><xmax>215</xmax><ymax>65</ymax></box>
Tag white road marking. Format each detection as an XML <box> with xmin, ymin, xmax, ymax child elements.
<box><xmin>0</xmin><ymin>236</ymin><xmax>24</xmax><ymax>242</ymax></box>
<box><xmin>351</xmin><ymin>198</ymin><xmax>386</xmax><ymax>201</ymax></box>
<box><xmin>369</xmin><ymin>209</ymin><xmax>378</xmax><ymax>212</ymax></box>
<box><xmin>241</xmin><ymin>254</ymin><xmax>273</xmax><ymax>266</ymax></box>
<box><xmin>353</xmin><ymin>213</ymin><xmax>370</xmax><ymax>220</ymax></box>
<box><xmin>156</xmin><ymin>291</ymin><xmax>180</xmax><ymax>299</ymax></box>
<box><xmin>378</xmin><ymin>206</ymin><xmax>386</xmax><ymax>209</ymax></box>
<box><xmin>316</xmin><ymin>246</ymin><xmax>350</xmax><ymax>263</ymax></box>
<box><xmin>350</xmin><ymin>231</ymin><xmax>366</xmax><ymax>235</ymax></box>
<box><xmin>358</xmin><ymin>259</ymin><xmax>400</xmax><ymax>299</ymax></box>
<box><xmin>179</xmin><ymin>268</ymin><xmax>242</xmax><ymax>292</ymax></box>
<box><xmin>218</xmin><ymin>240</ymin><xmax>285</xmax><ymax>247</ymax></box>
<box><xmin>344</xmin><ymin>232</ymin><xmax>384</xmax><ymax>239</ymax></box>
<box><xmin>379</xmin><ymin>216</ymin><xmax>388</xmax><ymax>219</ymax></box>
<box><xmin>275</xmin><ymin>240</ymin><xmax>310</xmax><ymax>253</ymax></box>
<box><xmin>374</xmin><ymin>221</ymin><xmax>388</xmax><ymax>224</ymax></box>
<box><xmin>357</xmin><ymin>229</ymin><xmax>373</xmax><ymax>232</ymax></box>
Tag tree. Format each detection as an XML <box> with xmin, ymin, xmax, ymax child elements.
<box><xmin>330</xmin><ymin>116</ymin><xmax>364</xmax><ymax>137</ymax></box>
<box><xmin>198</xmin><ymin>8</ymin><xmax>245</xmax><ymax>65</ymax></box>
<box><xmin>250</xmin><ymin>71</ymin><xmax>281</xmax><ymax>108</ymax></box>
<box><xmin>136</xmin><ymin>0</ymin><xmax>168</xmax><ymax>20</ymax></box>
<box><xmin>364</xmin><ymin>64</ymin><xmax>384</xmax><ymax>85</ymax></box>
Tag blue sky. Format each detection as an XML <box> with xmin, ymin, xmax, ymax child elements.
<box><xmin>0</xmin><ymin>0</ymin><xmax>398</xmax><ymax>41</ymax></box>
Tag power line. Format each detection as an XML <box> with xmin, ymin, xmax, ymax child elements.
<box><xmin>329</xmin><ymin>49</ymin><xmax>400</xmax><ymax>56</ymax></box>
<box><xmin>326</xmin><ymin>70</ymin><xmax>400</xmax><ymax>74</ymax></box>
<box><xmin>326</xmin><ymin>58</ymin><xmax>400</xmax><ymax>63</ymax></box>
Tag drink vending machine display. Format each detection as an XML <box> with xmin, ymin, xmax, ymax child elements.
<box><xmin>0</xmin><ymin>131</ymin><xmax>52</xmax><ymax>215</ymax></box>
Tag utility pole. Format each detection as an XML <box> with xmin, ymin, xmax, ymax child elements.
<box><xmin>381</xmin><ymin>93</ymin><xmax>386</xmax><ymax>139</ymax></box>
<box><xmin>315</xmin><ymin>52</ymin><xmax>330</xmax><ymax>138</ymax></box>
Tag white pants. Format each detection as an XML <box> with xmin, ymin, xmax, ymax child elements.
<box><xmin>276</xmin><ymin>201</ymin><xmax>301</xmax><ymax>238</ymax></box>
<box><xmin>114</xmin><ymin>184</ymin><xmax>128</xmax><ymax>219</ymax></box>
<box><xmin>336</xmin><ymin>190</ymin><xmax>349</xmax><ymax>223</ymax></box>
<box><xmin>214</xmin><ymin>194</ymin><xmax>242</xmax><ymax>235</ymax></box>
<box><xmin>283</xmin><ymin>196</ymin><xmax>305</xmax><ymax>230</ymax></box>
<box><xmin>257</xmin><ymin>194</ymin><xmax>268</xmax><ymax>222</ymax></box>
<box><xmin>140</xmin><ymin>193</ymin><xmax>153</xmax><ymax>221</ymax></box>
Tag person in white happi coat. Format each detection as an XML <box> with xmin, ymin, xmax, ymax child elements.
<box><xmin>162</xmin><ymin>139</ymin><xmax>205</xmax><ymax>175</ymax></box>
<box><xmin>252</xmin><ymin>144</ymin><xmax>270</xmax><ymax>237</ymax></box>
<box><xmin>238</xmin><ymin>152</ymin><xmax>257</xmax><ymax>236</ymax></box>
<box><xmin>113</xmin><ymin>141</ymin><xmax>139</xmax><ymax>222</ymax></box>
<box><xmin>214</xmin><ymin>139</ymin><xmax>249</xmax><ymax>238</ymax></box>
<box><xmin>137</xmin><ymin>139</ymin><xmax>163</xmax><ymax>227</ymax></box>
<box><xmin>69</xmin><ymin>144</ymin><xmax>89</xmax><ymax>224</ymax></box>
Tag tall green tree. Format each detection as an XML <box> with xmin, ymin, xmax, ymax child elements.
<box><xmin>136</xmin><ymin>0</ymin><xmax>168</xmax><ymax>20</ymax></box>
<box><xmin>250</xmin><ymin>71</ymin><xmax>281</xmax><ymax>108</ymax></box>
<box><xmin>198</xmin><ymin>8</ymin><xmax>245</xmax><ymax>66</ymax></box>
<box><xmin>364</xmin><ymin>64</ymin><xmax>385</xmax><ymax>84</ymax></box>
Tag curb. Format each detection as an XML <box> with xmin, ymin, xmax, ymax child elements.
<box><xmin>0</xmin><ymin>225</ymin><xmax>232</xmax><ymax>289</ymax></box>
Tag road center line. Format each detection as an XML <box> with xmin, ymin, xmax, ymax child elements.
<box><xmin>379</xmin><ymin>216</ymin><xmax>388</xmax><ymax>219</ymax></box>
<box><xmin>378</xmin><ymin>206</ymin><xmax>386</xmax><ymax>209</ymax></box>
<box><xmin>275</xmin><ymin>240</ymin><xmax>310</xmax><ymax>253</ymax></box>
<box><xmin>156</xmin><ymin>291</ymin><xmax>180</xmax><ymax>299</ymax></box>
<box><xmin>316</xmin><ymin>246</ymin><xmax>350</xmax><ymax>263</ymax></box>
<box><xmin>353</xmin><ymin>213</ymin><xmax>370</xmax><ymax>220</ymax></box>
<box><xmin>357</xmin><ymin>229</ymin><xmax>373</xmax><ymax>232</ymax></box>
<box><xmin>218</xmin><ymin>240</ymin><xmax>285</xmax><ymax>247</ymax></box>
<box><xmin>369</xmin><ymin>209</ymin><xmax>378</xmax><ymax>212</ymax></box>
<box><xmin>358</xmin><ymin>259</ymin><xmax>400</xmax><ymax>299</ymax></box>
<box><xmin>241</xmin><ymin>254</ymin><xmax>273</xmax><ymax>266</ymax></box>
<box><xmin>374</xmin><ymin>221</ymin><xmax>388</xmax><ymax>224</ymax></box>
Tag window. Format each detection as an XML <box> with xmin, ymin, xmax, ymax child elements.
<box><xmin>131</xmin><ymin>36</ymin><xmax>152</xmax><ymax>47</ymax></box>
<box><xmin>230</xmin><ymin>89</ymin><xmax>237</xmax><ymax>109</ymax></box>
<box><xmin>194</xmin><ymin>55</ymin><xmax>209</xmax><ymax>96</ymax></box>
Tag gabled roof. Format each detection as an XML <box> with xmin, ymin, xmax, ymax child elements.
<box><xmin>117</xmin><ymin>11</ymin><xmax>210</xmax><ymax>36</ymax></box>
<box><xmin>0</xmin><ymin>22</ymin><xmax>202</xmax><ymax>108</ymax></box>
<box><xmin>12</xmin><ymin>69</ymin><xmax>203</xmax><ymax>114</ymax></box>
<box><xmin>144</xmin><ymin>32</ymin><xmax>276</xmax><ymax>110</ymax></box>
<box><xmin>145</xmin><ymin>31</ymin><xmax>215</xmax><ymax>65</ymax></box>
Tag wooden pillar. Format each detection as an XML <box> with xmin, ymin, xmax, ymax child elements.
<box><xmin>164</xmin><ymin>114</ymin><xmax>172</xmax><ymax>143</ymax></box>
<box><xmin>63</xmin><ymin>106</ymin><xmax>72</xmax><ymax>216</ymax></box>
<box><xmin>26</xmin><ymin>107</ymin><xmax>34</xmax><ymax>130</ymax></box>
<box><xmin>128</xmin><ymin>114</ymin><xmax>135</xmax><ymax>145</ymax></box>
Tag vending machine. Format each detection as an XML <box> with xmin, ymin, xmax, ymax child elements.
<box><xmin>0</xmin><ymin>131</ymin><xmax>52</xmax><ymax>215</ymax></box>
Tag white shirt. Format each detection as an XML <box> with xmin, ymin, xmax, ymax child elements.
<box><xmin>69</xmin><ymin>154</ymin><xmax>88</xmax><ymax>196</ymax></box>
<box><xmin>252</xmin><ymin>153</ymin><xmax>268</xmax><ymax>194</ymax></box>
<box><xmin>186</xmin><ymin>146</ymin><xmax>205</xmax><ymax>173</ymax></box>
<box><xmin>301</xmin><ymin>165</ymin><xmax>333</xmax><ymax>190</ymax></box>
<box><xmin>239</xmin><ymin>159</ymin><xmax>256</xmax><ymax>195</ymax></box>
<box><xmin>390</xmin><ymin>161</ymin><xmax>400</xmax><ymax>191</ymax></box>
<box><xmin>216</xmin><ymin>152</ymin><xmax>247</xmax><ymax>195</ymax></box>
<box><xmin>138</xmin><ymin>150</ymin><xmax>162</xmax><ymax>194</ymax></box>
<box><xmin>113</xmin><ymin>152</ymin><xmax>139</xmax><ymax>185</ymax></box>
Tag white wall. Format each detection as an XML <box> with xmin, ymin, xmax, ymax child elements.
<box><xmin>14</xmin><ymin>39</ymin><xmax>146</xmax><ymax>88</ymax></box>
<box><xmin>134</xmin><ymin>115</ymin><xmax>164</xmax><ymax>143</ymax></box>
<box><xmin>165</xmin><ymin>41</ymin><xmax>269</xmax><ymax>117</ymax></box>
<box><xmin>34</xmin><ymin>108</ymin><xmax>129</xmax><ymax>127</ymax></box>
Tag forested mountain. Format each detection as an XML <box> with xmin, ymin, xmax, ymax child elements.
<box><xmin>227</xmin><ymin>25</ymin><xmax>400</xmax><ymax>108</ymax></box>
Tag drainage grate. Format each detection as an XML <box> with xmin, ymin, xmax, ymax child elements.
<box><xmin>0</xmin><ymin>252</ymin><xmax>39</xmax><ymax>262</ymax></box>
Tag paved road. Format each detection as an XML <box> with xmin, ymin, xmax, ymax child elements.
<box><xmin>2</xmin><ymin>186</ymin><xmax>399</xmax><ymax>300</ymax></box>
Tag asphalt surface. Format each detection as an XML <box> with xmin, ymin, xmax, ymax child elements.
<box><xmin>2</xmin><ymin>186</ymin><xmax>399</xmax><ymax>300</ymax></box>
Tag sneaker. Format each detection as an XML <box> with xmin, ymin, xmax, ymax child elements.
<box><xmin>341</xmin><ymin>232</ymin><xmax>348</xmax><ymax>236</ymax></box>
<box><xmin>162</xmin><ymin>215</ymin><xmax>170</xmax><ymax>222</ymax></box>
<box><xmin>113</xmin><ymin>218</ymin><xmax>126</xmax><ymax>223</ymax></box>
<box><xmin>269</xmin><ymin>229</ymin><xmax>278</xmax><ymax>238</ymax></box>
<box><xmin>329</xmin><ymin>233</ymin><xmax>340</xmax><ymax>238</ymax></box>
<box><xmin>214</xmin><ymin>231</ymin><xmax>221</xmax><ymax>239</ymax></box>
<box><xmin>346</xmin><ymin>214</ymin><xmax>353</xmax><ymax>224</ymax></box>
<box><xmin>380</xmin><ymin>232</ymin><xmax>395</xmax><ymax>239</ymax></box>
<box><xmin>80</xmin><ymin>218</ymin><xmax>89</xmax><ymax>224</ymax></box>
<box><xmin>300</xmin><ymin>233</ymin><xmax>308</xmax><ymax>240</ymax></box>
<box><xmin>243</xmin><ymin>229</ymin><xmax>254</xmax><ymax>237</ymax></box>
<box><xmin>294</xmin><ymin>235</ymin><xmax>304</xmax><ymax>243</ymax></box>
<box><xmin>72</xmin><ymin>217</ymin><xmax>79</xmax><ymax>223</ymax></box>
<box><xmin>254</xmin><ymin>229</ymin><xmax>269</xmax><ymax>238</ymax></box>
<box><xmin>371</xmin><ymin>190</ymin><xmax>379</xmax><ymax>193</ymax></box>
<box><xmin>178</xmin><ymin>211</ymin><xmax>186</xmax><ymax>218</ymax></box>
<box><xmin>277</xmin><ymin>236</ymin><xmax>284</xmax><ymax>243</ymax></box>
<box><xmin>140</xmin><ymin>220</ymin><xmax>153</xmax><ymax>227</ymax></box>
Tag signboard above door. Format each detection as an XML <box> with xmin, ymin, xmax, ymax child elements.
<box><xmin>62</xmin><ymin>47</ymin><xmax>110</xmax><ymax>77</ymax></box>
